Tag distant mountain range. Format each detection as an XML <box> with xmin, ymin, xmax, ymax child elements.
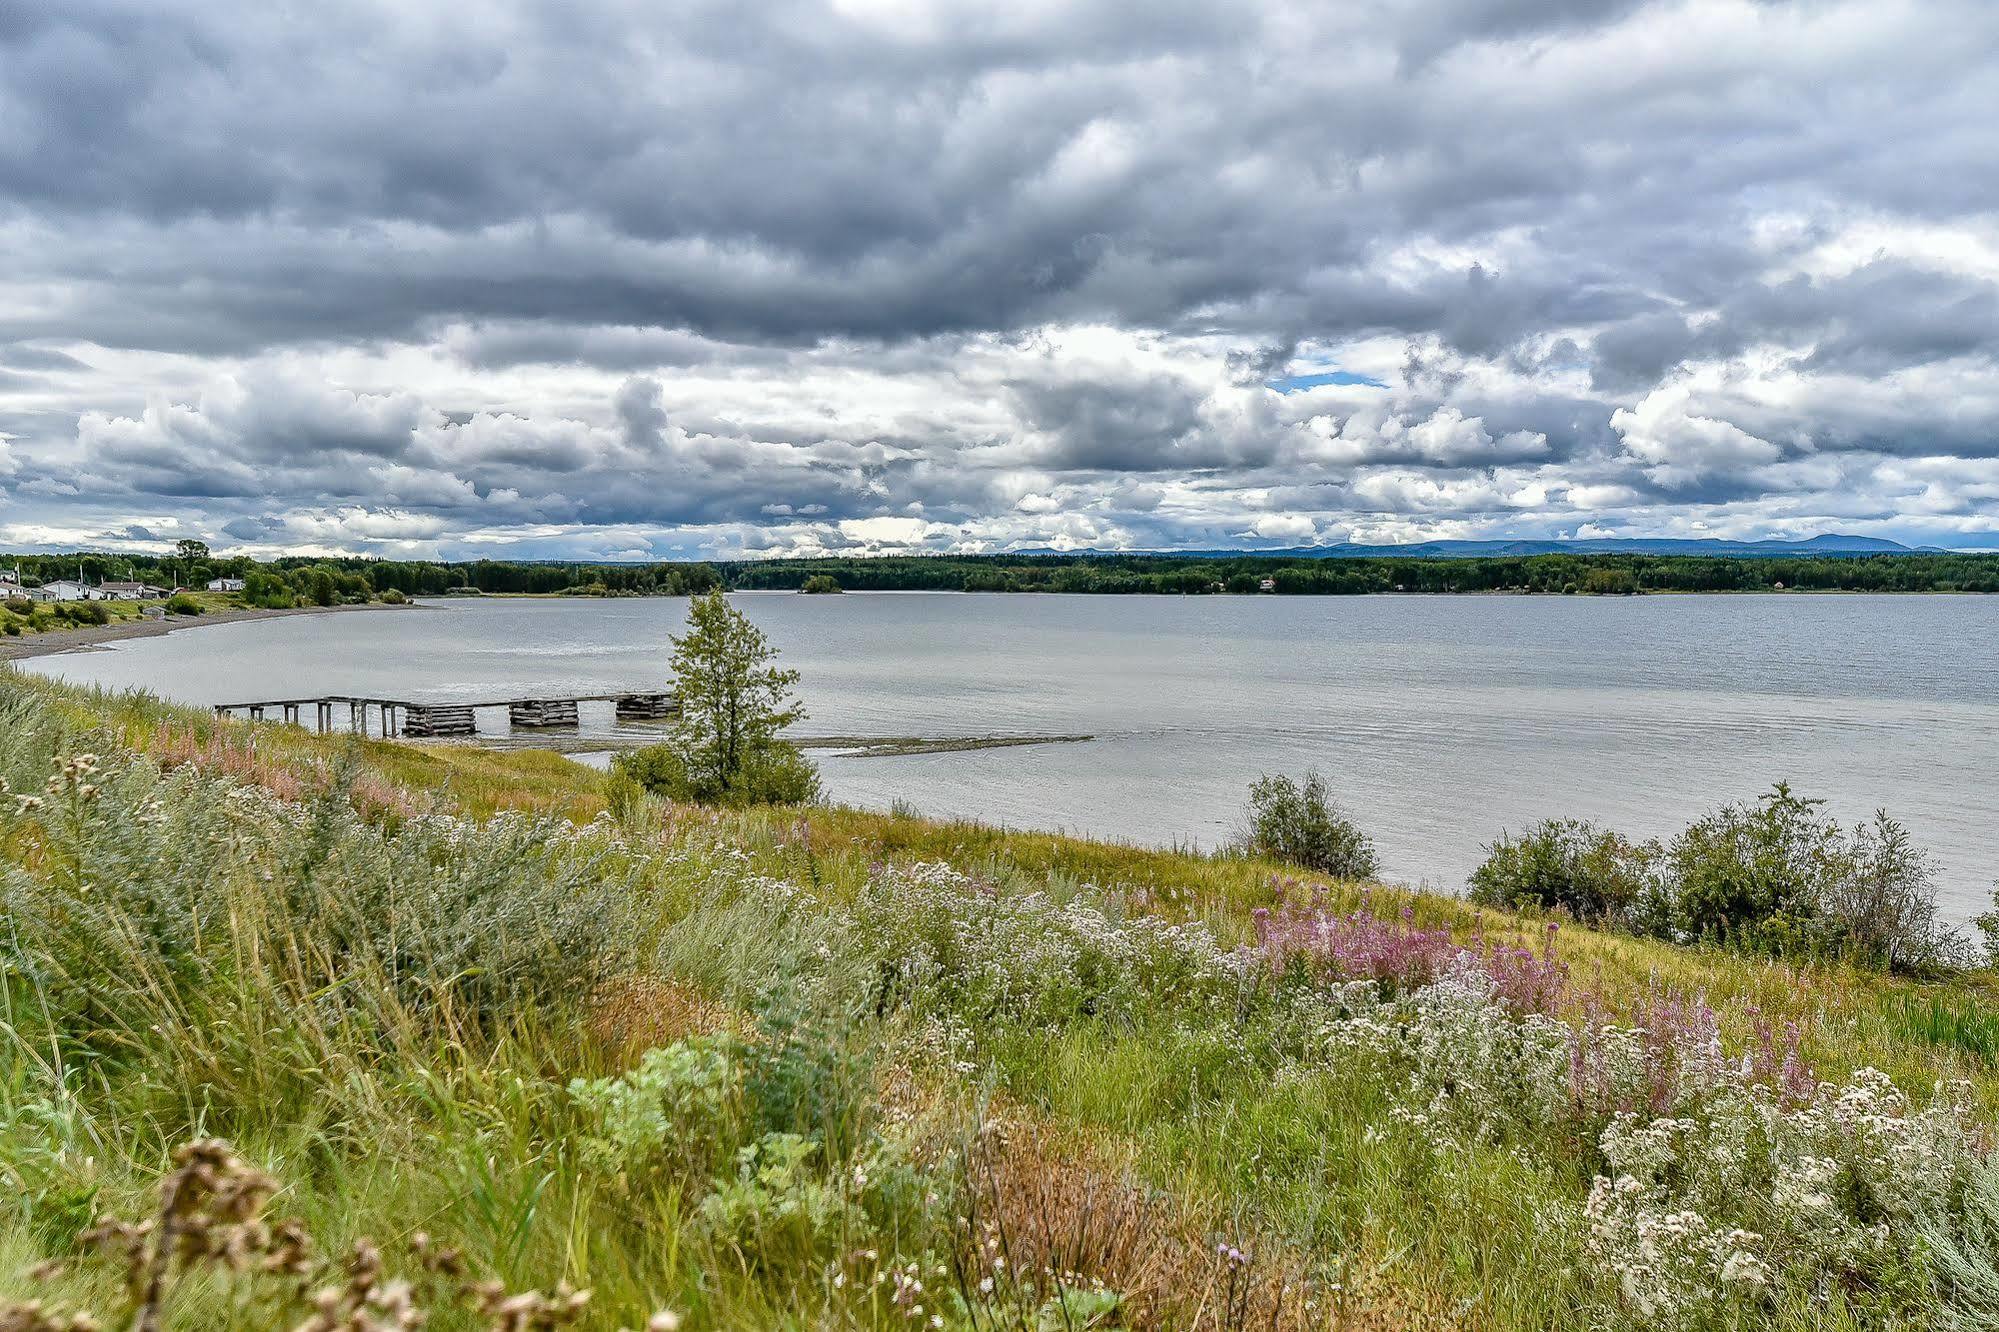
<box><xmin>1007</xmin><ymin>534</ymin><xmax>1950</xmax><ymax>559</ymax></box>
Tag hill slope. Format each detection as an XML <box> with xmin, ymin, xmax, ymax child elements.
<box><xmin>4</xmin><ymin>672</ymin><xmax>1998</xmax><ymax>1330</ymax></box>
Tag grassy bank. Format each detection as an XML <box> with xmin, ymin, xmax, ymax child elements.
<box><xmin>0</xmin><ymin>588</ymin><xmax>243</xmax><ymax>639</ymax></box>
<box><xmin>6</xmin><ymin>671</ymin><xmax>1999</xmax><ymax>1330</ymax></box>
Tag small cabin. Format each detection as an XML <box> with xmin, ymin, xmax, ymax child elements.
<box><xmin>207</xmin><ymin>576</ymin><xmax>246</xmax><ymax>592</ymax></box>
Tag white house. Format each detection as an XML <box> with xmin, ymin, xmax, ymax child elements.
<box><xmin>98</xmin><ymin>581</ymin><xmax>166</xmax><ymax>600</ymax></box>
<box><xmin>36</xmin><ymin>579</ymin><xmax>93</xmax><ymax>601</ymax></box>
<box><xmin>0</xmin><ymin>567</ymin><xmax>19</xmax><ymax>587</ymax></box>
<box><xmin>206</xmin><ymin>576</ymin><xmax>246</xmax><ymax>592</ymax></box>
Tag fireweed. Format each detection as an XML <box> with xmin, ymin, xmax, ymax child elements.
<box><xmin>714</xmin><ymin>863</ymin><xmax>1999</xmax><ymax>1327</ymax></box>
<box><xmin>1251</xmin><ymin>883</ymin><xmax>1569</xmax><ymax>1014</ymax></box>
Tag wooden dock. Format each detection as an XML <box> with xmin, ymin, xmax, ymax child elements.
<box><xmin>212</xmin><ymin>691</ymin><xmax>679</xmax><ymax>739</ymax></box>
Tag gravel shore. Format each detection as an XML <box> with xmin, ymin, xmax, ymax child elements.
<box><xmin>0</xmin><ymin>601</ymin><xmax>409</xmax><ymax>663</ymax></box>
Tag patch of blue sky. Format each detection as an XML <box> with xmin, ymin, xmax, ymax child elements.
<box><xmin>1264</xmin><ymin>369</ymin><xmax>1387</xmax><ymax>392</ymax></box>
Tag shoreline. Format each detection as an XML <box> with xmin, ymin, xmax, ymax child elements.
<box><xmin>0</xmin><ymin>601</ymin><xmax>408</xmax><ymax>664</ymax></box>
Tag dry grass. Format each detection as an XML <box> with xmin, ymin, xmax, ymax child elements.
<box><xmin>955</xmin><ymin>1115</ymin><xmax>1459</xmax><ymax>1332</ymax></box>
<box><xmin>585</xmin><ymin>976</ymin><xmax>746</xmax><ymax>1058</ymax></box>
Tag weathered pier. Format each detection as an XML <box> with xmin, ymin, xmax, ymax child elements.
<box><xmin>212</xmin><ymin>691</ymin><xmax>679</xmax><ymax>740</ymax></box>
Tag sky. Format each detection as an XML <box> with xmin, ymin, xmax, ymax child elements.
<box><xmin>3</xmin><ymin>0</ymin><xmax>1999</xmax><ymax>561</ymax></box>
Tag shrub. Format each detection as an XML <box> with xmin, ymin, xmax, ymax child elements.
<box><xmin>618</xmin><ymin>738</ymin><xmax>818</xmax><ymax>806</ymax></box>
<box><xmin>1828</xmin><ymin>811</ymin><xmax>1964</xmax><ymax>970</ymax></box>
<box><xmin>569</xmin><ymin>1037</ymin><xmax>748</xmax><ymax>1188</ymax></box>
<box><xmin>1240</xmin><ymin>771</ymin><xmax>1378</xmax><ymax>880</ymax></box>
<box><xmin>3</xmin><ymin>595</ymin><xmax>29</xmax><ymax>615</ymax></box>
<box><xmin>1661</xmin><ymin>783</ymin><xmax>1838</xmax><ymax>950</ymax></box>
<box><xmin>799</xmin><ymin>574</ymin><xmax>843</xmax><ymax>594</ymax></box>
<box><xmin>1469</xmin><ymin>818</ymin><xmax>1656</xmax><ymax>921</ymax></box>
<box><xmin>165</xmin><ymin>592</ymin><xmax>203</xmax><ymax>615</ymax></box>
<box><xmin>1650</xmin><ymin>785</ymin><xmax>1958</xmax><ymax>968</ymax></box>
<box><xmin>1</xmin><ymin>742</ymin><xmax>643</xmax><ymax>1031</ymax></box>
<box><xmin>378</xmin><ymin>586</ymin><xmax>408</xmax><ymax>604</ymax></box>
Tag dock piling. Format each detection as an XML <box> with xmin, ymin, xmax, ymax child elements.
<box><xmin>211</xmin><ymin>689</ymin><xmax>676</xmax><ymax>742</ymax></box>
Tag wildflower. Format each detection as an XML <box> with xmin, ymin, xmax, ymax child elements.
<box><xmin>1719</xmin><ymin>1250</ymin><xmax>1768</xmax><ymax>1288</ymax></box>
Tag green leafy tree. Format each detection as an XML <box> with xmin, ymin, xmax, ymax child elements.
<box><xmin>620</xmin><ymin>592</ymin><xmax>819</xmax><ymax>805</ymax></box>
<box><xmin>172</xmin><ymin>538</ymin><xmax>211</xmax><ymax>587</ymax></box>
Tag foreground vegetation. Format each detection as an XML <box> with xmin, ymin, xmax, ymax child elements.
<box><xmin>8</xmin><ymin>673</ymin><xmax>1999</xmax><ymax>1329</ymax></box>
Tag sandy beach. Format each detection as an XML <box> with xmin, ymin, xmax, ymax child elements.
<box><xmin>0</xmin><ymin>601</ymin><xmax>409</xmax><ymax>664</ymax></box>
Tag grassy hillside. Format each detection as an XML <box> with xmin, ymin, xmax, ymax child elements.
<box><xmin>5</xmin><ymin>671</ymin><xmax>1999</xmax><ymax>1330</ymax></box>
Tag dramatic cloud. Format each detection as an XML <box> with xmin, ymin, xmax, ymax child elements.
<box><xmin>2</xmin><ymin>0</ymin><xmax>1998</xmax><ymax>557</ymax></box>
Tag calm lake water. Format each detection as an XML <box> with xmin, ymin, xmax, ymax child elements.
<box><xmin>16</xmin><ymin>593</ymin><xmax>1999</xmax><ymax>918</ymax></box>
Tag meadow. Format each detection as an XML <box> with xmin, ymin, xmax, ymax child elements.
<box><xmin>6</xmin><ymin>670</ymin><xmax>1999</xmax><ymax>1330</ymax></box>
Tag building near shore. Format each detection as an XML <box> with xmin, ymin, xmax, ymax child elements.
<box><xmin>98</xmin><ymin>582</ymin><xmax>167</xmax><ymax>600</ymax></box>
<box><xmin>34</xmin><ymin>579</ymin><xmax>93</xmax><ymax>601</ymax></box>
<box><xmin>206</xmin><ymin>576</ymin><xmax>246</xmax><ymax>592</ymax></box>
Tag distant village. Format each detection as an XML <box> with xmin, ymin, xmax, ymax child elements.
<box><xmin>2</xmin><ymin>565</ymin><xmax>244</xmax><ymax>603</ymax></box>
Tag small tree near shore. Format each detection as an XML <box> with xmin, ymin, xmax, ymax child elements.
<box><xmin>619</xmin><ymin>591</ymin><xmax>819</xmax><ymax>806</ymax></box>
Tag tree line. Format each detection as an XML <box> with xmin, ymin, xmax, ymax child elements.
<box><xmin>723</xmin><ymin>550</ymin><xmax>1999</xmax><ymax>594</ymax></box>
<box><xmin>7</xmin><ymin>548</ymin><xmax>1999</xmax><ymax>598</ymax></box>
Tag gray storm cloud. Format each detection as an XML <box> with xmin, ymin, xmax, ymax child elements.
<box><xmin>2</xmin><ymin>0</ymin><xmax>1998</xmax><ymax>557</ymax></box>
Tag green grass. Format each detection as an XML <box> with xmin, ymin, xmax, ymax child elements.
<box><xmin>5</xmin><ymin>669</ymin><xmax>1999</xmax><ymax>1330</ymax></box>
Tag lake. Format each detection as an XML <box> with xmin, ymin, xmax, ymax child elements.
<box><xmin>16</xmin><ymin>592</ymin><xmax>1999</xmax><ymax>919</ymax></box>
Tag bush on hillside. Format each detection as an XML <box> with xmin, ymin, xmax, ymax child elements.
<box><xmin>1825</xmin><ymin>810</ymin><xmax>1966</xmax><ymax>971</ymax></box>
<box><xmin>165</xmin><ymin>592</ymin><xmax>203</xmax><ymax>615</ymax></box>
<box><xmin>617</xmin><ymin>736</ymin><xmax>821</xmax><ymax>807</ymax></box>
<box><xmin>1240</xmin><ymin>771</ymin><xmax>1378</xmax><ymax>880</ymax></box>
<box><xmin>1652</xmin><ymin>783</ymin><xmax>1850</xmax><ymax>956</ymax></box>
<box><xmin>1530</xmin><ymin>785</ymin><xmax>1965</xmax><ymax>971</ymax></box>
<box><xmin>1469</xmin><ymin>818</ymin><xmax>1657</xmax><ymax>921</ymax></box>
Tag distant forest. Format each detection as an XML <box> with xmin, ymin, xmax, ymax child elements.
<box><xmin>9</xmin><ymin>548</ymin><xmax>1999</xmax><ymax>597</ymax></box>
